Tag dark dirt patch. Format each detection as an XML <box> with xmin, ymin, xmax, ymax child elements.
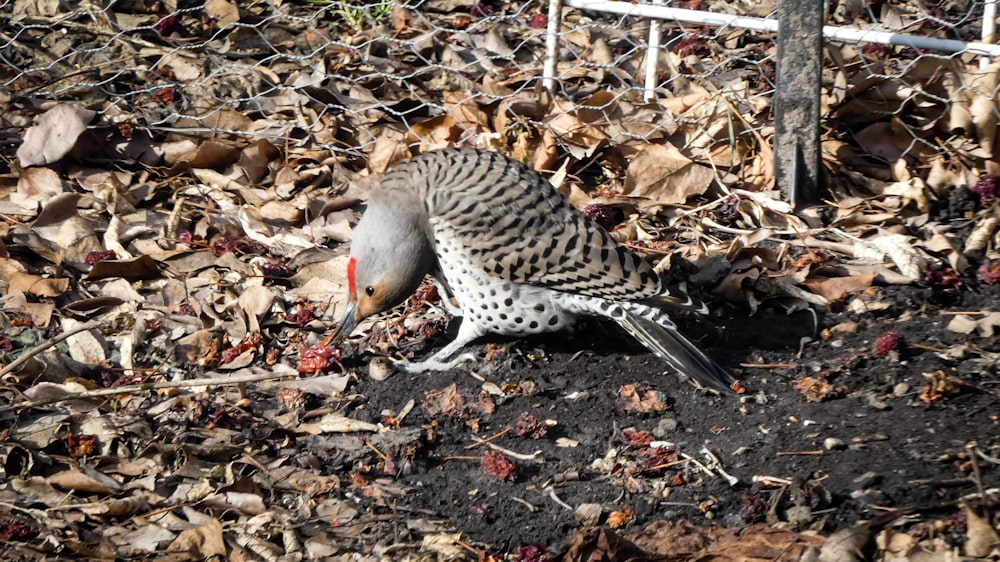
<box><xmin>333</xmin><ymin>281</ymin><xmax>1000</xmax><ymax>554</ymax></box>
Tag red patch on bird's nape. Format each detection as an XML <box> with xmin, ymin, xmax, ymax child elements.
<box><xmin>347</xmin><ymin>256</ymin><xmax>358</xmax><ymax>297</ymax></box>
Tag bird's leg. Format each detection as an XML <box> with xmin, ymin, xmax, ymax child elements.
<box><xmin>394</xmin><ymin>320</ymin><xmax>482</xmax><ymax>374</ymax></box>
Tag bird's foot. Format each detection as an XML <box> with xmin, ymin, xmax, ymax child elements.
<box><xmin>394</xmin><ymin>352</ymin><xmax>478</xmax><ymax>374</ymax></box>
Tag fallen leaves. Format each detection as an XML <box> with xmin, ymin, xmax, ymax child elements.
<box><xmin>2</xmin><ymin>0</ymin><xmax>1000</xmax><ymax>559</ymax></box>
<box><xmin>919</xmin><ymin>370</ymin><xmax>963</xmax><ymax>404</ymax></box>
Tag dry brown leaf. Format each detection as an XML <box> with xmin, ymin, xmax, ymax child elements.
<box><xmin>368</xmin><ymin>135</ymin><xmax>411</xmax><ymax>175</ymax></box>
<box><xmin>627</xmin><ymin>520</ymin><xmax>825</xmax><ymax>559</ymax></box>
<box><xmin>444</xmin><ymin>92</ymin><xmax>490</xmax><ymax>133</ymax></box>
<box><xmin>793</xmin><ymin>377</ymin><xmax>838</xmax><ymax>402</ymax></box>
<box><xmin>86</xmin><ymin>255</ymin><xmax>161</xmax><ymax>281</ymax></box>
<box><xmin>965</xmin><ymin>217</ymin><xmax>999</xmax><ymax>257</ymax></box>
<box><xmin>167</xmin><ymin>518</ymin><xmax>227</xmax><ymax>558</ymax></box>
<box><xmin>75</xmin><ymin>493</ymin><xmax>153</xmax><ymax>517</ymax></box>
<box><xmin>7</xmin><ymin>272</ymin><xmax>70</xmax><ymax>297</ymax></box>
<box><xmin>423</xmin><ymin>383</ymin><xmax>467</xmax><ymax>417</ymax></box>
<box><xmin>618</xmin><ymin>384</ymin><xmax>667</xmax><ymax>413</ymax></box>
<box><xmin>622</xmin><ymin>143</ymin><xmax>714</xmax><ymax>204</ymax></box>
<box><xmin>966</xmin><ymin>62</ymin><xmax>1000</xmax><ymax>157</ymax></box>
<box><xmin>606</xmin><ymin>507</ymin><xmax>634</xmax><ymax>529</ymax></box>
<box><xmin>17</xmin><ymin>105</ymin><xmax>96</xmax><ymax>167</ymax></box>
<box><xmin>919</xmin><ymin>370</ymin><xmax>963</xmax><ymax>404</ymax></box>
<box><xmin>817</xmin><ymin>526</ymin><xmax>870</xmax><ymax>561</ymax></box>
<box><xmin>407</xmin><ymin>114</ymin><xmax>462</xmax><ymax>149</ymax></box>
<box><xmin>204</xmin><ymin>0</ymin><xmax>239</xmax><ymax>23</ymax></box>
<box><xmin>11</xmin><ymin>166</ymin><xmax>65</xmax><ymax>212</ymax></box>
<box><xmin>803</xmin><ymin>272</ymin><xmax>875</xmax><ymax>303</ymax></box>
<box><xmin>945</xmin><ymin>311</ymin><xmax>1000</xmax><ymax>337</ymax></box>
<box><xmin>300</xmin><ymin>413</ymin><xmax>380</xmax><ymax>434</ymax></box>
<box><xmin>421</xmin><ymin>533</ymin><xmax>470</xmax><ymax>559</ymax></box>
<box><xmin>964</xmin><ymin>504</ymin><xmax>1000</xmax><ymax>557</ymax></box>
<box><xmin>201</xmin><ymin>491</ymin><xmax>267</xmax><ymax>515</ymax></box>
<box><xmin>165</xmin><ymin>140</ymin><xmax>241</xmax><ymax>171</ymax></box>
<box><xmin>47</xmin><ymin>466</ymin><xmax>122</xmax><ymax>495</ymax></box>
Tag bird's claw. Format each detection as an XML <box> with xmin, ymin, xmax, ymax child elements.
<box><xmin>391</xmin><ymin>352</ymin><xmax>478</xmax><ymax>374</ymax></box>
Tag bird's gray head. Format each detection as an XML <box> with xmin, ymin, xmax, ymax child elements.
<box><xmin>335</xmin><ymin>188</ymin><xmax>434</xmax><ymax>338</ymax></box>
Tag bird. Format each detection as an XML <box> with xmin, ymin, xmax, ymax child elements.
<box><xmin>333</xmin><ymin>148</ymin><xmax>737</xmax><ymax>392</ymax></box>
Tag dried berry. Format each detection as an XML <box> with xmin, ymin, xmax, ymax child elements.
<box><xmin>529</xmin><ymin>13</ymin><xmax>548</xmax><ymax>28</ymax></box>
<box><xmin>714</xmin><ymin>193</ymin><xmax>751</xmax><ymax>223</ymax></box>
<box><xmin>672</xmin><ymin>36</ymin><xmax>711</xmax><ymax>58</ymax></box>
<box><xmin>978</xmin><ymin>259</ymin><xmax>1000</xmax><ymax>285</ymax></box>
<box><xmin>973</xmin><ymin>175</ymin><xmax>999</xmax><ymax>203</ymax></box>
<box><xmin>583</xmin><ymin>203</ymin><xmax>624</xmax><ymax>231</ymax></box>
<box><xmin>470</xmin><ymin>1</ymin><xmax>495</xmax><ymax>17</ymax></box>
<box><xmin>741</xmin><ymin>493</ymin><xmax>768</xmax><ymax>524</ymax></box>
<box><xmin>516</xmin><ymin>544</ymin><xmax>550</xmax><ymax>562</ymax></box>
<box><xmin>862</xmin><ymin>43</ymin><xmax>892</xmax><ymax>58</ymax></box>
<box><xmin>286</xmin><ymin>307</ymin><xmax>317</xmax><ymax>326</ymax></box>
<box><xmin>622</xmin><ymin>428</ymin><xmax>653</xmax><ymax>449</ymax></box>
<box><xmin>0</xmin><ymin>521</ymin><xmax>37</xmax><ymax>542</ymax></box>
<box><xmin>925</xmin><ymin>267</ymin><xmax>963</xmax><ymax>289</ymax></box>
<box><xmin>298</xmin><ymin>343</ymin><xmax>341</xmax><ymax>373</ymax></box>
<box><xmin>177</xmin><ymin>230</ymin><xmax>204</xmax><ymax>245</ymax></box>
<box><xmin>212</xmin><ymin>235</ymin><xmax>259</xmax><ymax>257</ymax></box>
<box><xmin>11</xmin><ymin>315</ymin><xmax>33</xmax><ymax>328</ymax></box>
<box><xmin>261</xmin><ymin>263</ymin><xmax>294</xmax><ymax>278</ymax></box>
<box><xmin>86</xmin><ymin>250</ymin><xmax>117</xmax><ymax>265</ymax></box>
<box><xmin>874</xmin><ymin>332</ymin><xmax>902</xmax><ymax>357</ymax></box>
<box><xmin>513</xmin><ymin>412</ymin><xmax>547</xmax><ymax>439</ymax></box>
<box><xmin>155</xmin><ymin>14</ymin><xmax>181</xmax><ymax>36</ymax></box>
<box><xmin>482</xmin><ymin>449</ymin><xmax>518</xmax><ymax>481</ymax></box>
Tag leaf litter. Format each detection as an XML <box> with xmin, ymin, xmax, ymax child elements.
<box><xmin>1</xmin><ymin>0</ymin><xmax>999</xmax><ymax>559</ymax></box>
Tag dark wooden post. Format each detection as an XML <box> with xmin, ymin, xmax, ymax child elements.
<box><xmin>774</xmin><ymin>0</ymin><xmax>825</xmax><ymax>207</ymax></box>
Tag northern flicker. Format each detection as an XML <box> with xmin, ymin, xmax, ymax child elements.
<box><xmin>335</xmin><ymin>148</ymin><xmax>737</xmax><ymax>392</ymax></box>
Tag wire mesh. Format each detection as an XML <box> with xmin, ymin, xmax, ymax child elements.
<box><xmin>0</xmin><ymin>0</ymin><xmax>997</xmax><ymax>190</ymax></box>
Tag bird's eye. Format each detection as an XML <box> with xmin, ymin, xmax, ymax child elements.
<box><xmin>364</xmin><ymin>286</ymin><xmax>375</xmax><ymax>297</ymax></box>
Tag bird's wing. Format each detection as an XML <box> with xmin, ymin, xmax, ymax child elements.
<box><xmin>385</xmin><ymin>148</ymin><xmax>663</xmax><ymax>300</ymax></box>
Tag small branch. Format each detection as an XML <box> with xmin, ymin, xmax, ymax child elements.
<box><xmin>775</xmin><ymin>450</ymin><xmax>824</xmax><ymax>456</ymax></box>
<box><xmin>464</xmin><ymin>428</ymin><xmax>510</xmax><ymax>450</ymax></box>
<box><xmin>0</xmin><ymin>370</ymin><xmax>294</xmax><ymax>414</ymax></box>
<box><xmin>0</xmin><ymin>320</ymin><xmax>104</xmax><ymax>379</ymax></box>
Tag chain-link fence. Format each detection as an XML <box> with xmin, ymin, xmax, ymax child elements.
<box><xmin>2</xmin><ymin>0</ymin><xmax>999</xmax><ymax>193</ymax></box>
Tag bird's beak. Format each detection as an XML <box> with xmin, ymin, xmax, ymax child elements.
<box><xmin>335</xmin><ymin>299</ymin><xmax>358</xmax><ymax>342</ymax></box>
<box><xmin>328</xmin><ymin>296</ymin><xmax>358</xmax><ymax>346</ymax></box>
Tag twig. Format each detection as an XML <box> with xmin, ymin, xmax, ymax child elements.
<box><xmin>488</xmin><ymin>443</ymin><xmax>545</xmax><ymax>462</ymax></box>
<box><xmin>702</xmin><ymin>446</ymin><xmax>739</xmax><ymax>486</ymax></box>
<box><xmin>464</xmin><ymin>428</ymin><xmax>511</xmax><ymax>450</ymax></box>
<box><xmin>365</xmin><ymin>440</ymin><xmax>387</xmax><ymax>461</ymax></box>
<box><xmin>0</xmin><ymin>370</ymin><xmax>294</xmax><ymax>414</ymax></box>
<box><xmin>908</xmin><ymin>342</ymin><xmax>946</xmax><ymax>353</ymax></box>
<box><xmin>0</xmin><ymin>320</ymin><xmax>104</xmax><ymax>379</ymax></box>
<box><xmin>968</xmin><ymin>443</ymin><xmax>987</xmax><ymax>500</ymax></box>
<box><xmin>740</xmin><ymin>362</ymin><xmax>796</xmax><ymax>369</ymax></box>
<box><xmin>511</xmin><ymin>496</ymin><xmax>537</xmax><ymax>512</ymax></box>
<box><xmin>752</xmin><ymin>475</ymin><xmax>793</xmax><ymax>486</ymax></box>
<box><xmin>775</xmin><ymin>450</ymin><xmax>824</xmax><ymax>456</ymax></box>
<box><xmin>546</xmin><ymin>487</ymin><xmax>574</xmax><ymax>511</ymax></box>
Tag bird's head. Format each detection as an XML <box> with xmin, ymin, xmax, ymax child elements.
<box><xmin>334</xmin><ymin>189</ymin><xmax>434</xmax><ymax>340</ymax></box>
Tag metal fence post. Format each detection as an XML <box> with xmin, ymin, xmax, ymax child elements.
<box><xmin>774</xmin><ymin>0</ymin><xmax>824</xmax><ymax>207</ymax></box>
<box><xmin>543</xmin><ymin>0</ymin><xmax>563</xmax><ymax>93</ymax></box>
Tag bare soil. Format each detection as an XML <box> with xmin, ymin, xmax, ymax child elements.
<box><xmin>321</xmin><ymin>279</ymin><xmax>1000</xmax><ymax>555</ymax></box>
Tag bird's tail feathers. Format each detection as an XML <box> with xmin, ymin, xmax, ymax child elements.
<box><xmin>616</xmin><ymin>310</ymin><xmax>735</xmax><ymax>393</ymax></box>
